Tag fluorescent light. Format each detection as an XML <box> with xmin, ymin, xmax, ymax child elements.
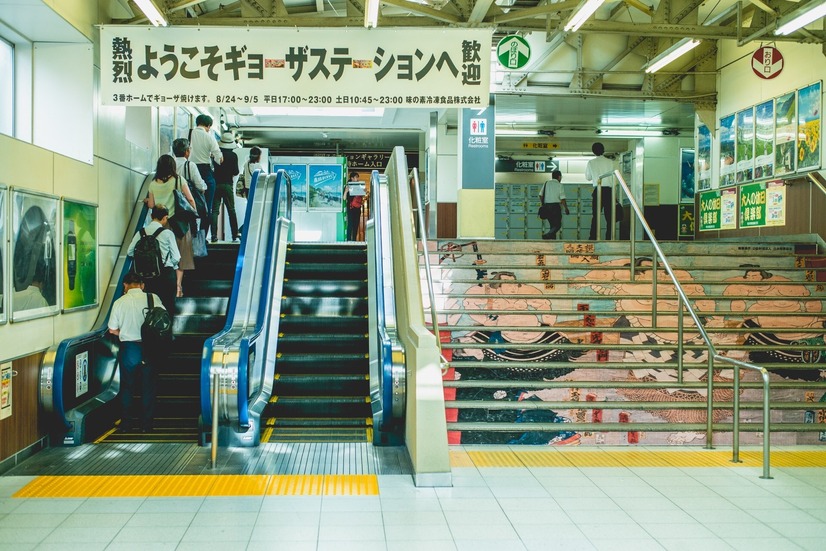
<box><xmin>601</xmin><ymin>115</ymin><xmax>662</xmax><ymax>125</ymax></box>
<box><xmin>644</xmin><ymin>38</ymin><xmax>701</xmax><ymax>73</ymax></box>
<box><xmin>496</xmin><ymin>129</ymin><xmax>540</xmax><ymax>136</ymax></box>
<box><xmin>564</xmin><ymin>0</ymin><xmax>605</xmax><ymax>32</ymax></box>
<box><xmin>775</xmin><ymin>2</ymin><xmax>826</xmax><ymax>35</ymax></box>
<box><xmin>133</xmin><ymin>0</ymin><xmax>167</xmax><ymax>26</ymax></box>
<box><xmin>600</xmin><ymin>129</ymin><xmax>663</xmax><ymax>137</ymax></box>
<box><xmin>365</xmin><ymin>0</ymin><xmax>379</xmax><ymax>28</ymax></box>
<box><xmin>497</xmin><ymin>113</ymin><xmax>537</xmax><ymax>124</ymax></box>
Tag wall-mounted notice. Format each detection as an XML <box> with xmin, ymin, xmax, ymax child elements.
<box><xmin>0</xmin><ymin>362</ymin><xmax>12</xmax><ymax>420</ymax></box>
<box><xmin>678</xmin><ymin>204</ymin><xmax>695</xmax><ymax>237</ymax></box>
<box><xmin>721</xmin><ymin>188</ymin><xmax>737</xmax><ymax>230</ymax></box>
<box><xmin>765</xmin><ymin>180</ymin><xmax>787</xmax><ymax>226</ymax></box>
<box><xmin>698</xmin><ymin>189</ymin><xmax>721</xmax><ymax>231</ymax></box>
<box><xmin>739</xmin><ymin>182</ymin><xmax>768</xmax><ymax>228</ymax></box>
<box><xmin>75</xmin><ymin>351</ymin><xmax>89</xmax><ymax>397</ymax></box>
<box><xmin>719</xmin><ymin>114</ymin><xmax>736</xmax><ymax>187</ymax></box>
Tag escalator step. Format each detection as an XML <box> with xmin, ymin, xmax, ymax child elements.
<box><xmin>275</xmin><ymin>374</ymin><xmax>369</xmax><ymax>396</ymax></box>
<box><xmin>280</xmin><ymin>297</ymin><xmax>367</xmax><ymax>316</ymax></box>
<box><xmin>278</xmin><ymin>315</ymin><xmax>368</xmax><ymax>333</ymax></box>
<box><xmin>275</xmin><ymin>353</ymin><xmax>368</xmax><ymax>374</ymax></box>
<box><xmin>282</xmin><ymin>280</ymin><xmax>368</xmax><ymax>297</ymax></box>
<box><xmin>277</xmin><ymin>334</ymin><xmax>368</xmax><ymax>353</ymax></box>
<box><xmin>285</xmin><ymin>264</ymin><xmax>367</xmax><ymax>280</ymax></box>
<box><xmin>269</xmin><ymin>397</ymin><xmax>371</xmax><ymax>418</ymax></box>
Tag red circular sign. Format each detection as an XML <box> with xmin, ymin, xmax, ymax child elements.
<box><xmin>752</xmin><ymin>46</ymin><xmax>784</xmax><ymax>79</ymax></box>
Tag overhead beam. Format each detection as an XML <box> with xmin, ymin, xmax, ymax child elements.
<box><xmin>492</xmin><ymin>0</ymin><xmax>578</xmax><ymax>24</ymax></box>
<box><xmin>467</xmin><ymin>0</ymin><xmax>496</xmax><ymax>25</ymax></box>
<box><xmin>746</xmin><ymin>0</ymin><xmax>776</xmax><ymax>15</ymax></box>
<box><xmin>378</xmin><ymin>0</ymin><xmax>463</xmax><ymax>23</ymax></box>
<box><xmin>167</xmin><ymin>0</ymin><xmax>206</xmax><ymax>13</ymax></box>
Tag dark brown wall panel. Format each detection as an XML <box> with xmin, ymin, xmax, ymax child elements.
<box><xmin>437</xmin><ymin>202</ymin><xmax>457</xmax><ymax>238</ymax></box>
<box><xmin>0</xmin><ymin>352</ymin><xmax>46</xmax><ymax>461</ymax></box>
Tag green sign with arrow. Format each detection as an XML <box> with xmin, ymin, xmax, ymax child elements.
<box><xmin>496</xmin><ymin>35</ymin><xmax>530</xmax><ymax>69</ymax></box>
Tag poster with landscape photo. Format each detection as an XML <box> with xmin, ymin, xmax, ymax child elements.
<box><xmin>796</xmin><ymin>81</ymin><xmax>822</xmax><ymax>172</ymax></box>
<box><xmin>735</xmin><ymin>107</ymin><xmax>754</xmax><ymax>183</ymax></box>
<box><xmin>719</xmin><ymin>114</ymin><xmax>736</xmax><ymax>187</ymax></box>
<box><xmin>754</xmin><ymin>99</ymin><xmax>774</xmax><ymax>180</ymax></box>
<box><xmin>774</xmin><ymin>91</ymin><xmax>796</xmax><ymax>176</ymax></box>
<box><xmin>697</xmin><ymin>125</ymin><xmax>711</xmax><ymax>191</ymax></box>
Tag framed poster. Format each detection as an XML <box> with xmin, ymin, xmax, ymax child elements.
<box><xmin>797</xmin><ymin>81</ymin><xmax>822</xmax><ymax>172</ymax></box>
<box><xmin>643</xmin><ymin>183</ymin><xmax>660</xmax><ymax>206</ymax></box>
<box><xmin>698</xmin><ymin>189</ymin><xmax>721</xmax><ymax>231</ymax></box>
<box><xmin>308</xmin><ymin>164</ymin><xmax>344</xmax><ymax>211</ymax></box>
<box><xmin>775</xmin><ymin>91</ymin><xmax>796</xmax><ymax>176</ymax></box>
<box><xmin>680</xmin><ymin>149</ymin><xmax>695</xmax><ymax>203</ymax></box>
<box><xmin>0</xmin><ymin>186</ymin><xmax>6</xmax><ymax>325</ymax></box>
<box><xmin>739</xmin><ymin>182</ymin><xmax>767</xmax><ymax>228</ymax></box>
<box><xmin>62</xmin><ymin>199</ymin><xmax>98</xmax><ymax>312</ymax></box>
<box><xmin>273</xmin><ymin>164</ymin><xmax>308</xmax><ymax>210</ymax></box>
<box><xmin>719</xmin><ymin>114</ymin><xmax>736</xmax><ymax>187</ymax></box>
<box><xmin>10</xmin><ymin>189</ymin><xmax>59</xmax><ymax>322</ymax></box>
<box><xmin>720</xmin><ymin>188</ymin><xmax>738</xmax><ymax>230</ymax></box>
<box><xmin>765</xmin><ymin>180</ymin><xmax>787</xmax><ymax>226</ymax></box>
<box><xmin>754</xmin><ymin>99</ymin><xmax>775</xmax><ymax>180</ymax></box>
<box><xmin>697</xmin><ymin>125</ymin><xmax>711</xmax><ymax>191</ymax></box>
<box><xmin>678</xmin><ymin>204</ymin><xmax>695</xmax><ymax>238</ymax></box>
<box><xmin>735</xmin><ymin>107</ymin><xmax>755</xmax><ymax>183</ymax></box>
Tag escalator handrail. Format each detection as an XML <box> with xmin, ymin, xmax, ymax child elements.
<box><xmin>41</xmin><ymin>172</ymin><xmax>155</xmax><ymax>425</ymax></box>
<box><xmin>368</xmin><ymin>170</ymin><xmax>402</xmax><ymax>426</ymax></box>
<box><xmin>235</xmin><ymin>171</ymin><xmax>292</xmax><ymax>427</ymax></box>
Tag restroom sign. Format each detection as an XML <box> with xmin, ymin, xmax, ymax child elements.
<box><xmin>497</xmin><ymin>35</ymin><xmax>530</xmax><ymax>69</ymax></box>
<box><xmin>752</xmin><ymin>46</ymin><xmax>783</xmax><ymax>80</ymax></box>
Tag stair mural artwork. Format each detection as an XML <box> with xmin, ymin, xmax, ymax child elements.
<box><xmin>428</xmin><ymin>239</ymin><xmax>826</xmax><ymax>447</ymax></box>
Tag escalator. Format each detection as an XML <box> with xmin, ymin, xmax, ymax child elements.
<box><xmin>261</xmin><ymin>243</ymin><xmax>372</xmax><ymax>443</ymax></box>
<box><xmin>97</xmin><ymin>243</ymin><xmax>239</xmax><ymax>442</ymax></box>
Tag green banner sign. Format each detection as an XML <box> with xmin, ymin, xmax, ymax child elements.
<box><xmin>698</xmin><ymin>189</ymin><xmax>722</xmax><ymax>231</ymax></box>
<box><xmin>496</xmin><ymin>35</ymin><xmax>530</xmax><ymax>69</ymax></box>
<box><xmin>739</xmin><ymin>182</ymin><xmax>767</xmax><ymax>227</ymax></box>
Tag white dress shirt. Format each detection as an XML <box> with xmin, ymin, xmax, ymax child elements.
<box><xmin>109</xmin><ymin>288</ymin><xmax>164</xmax><ymax>342</ymax></box>
<box><xmin>585</xmin><ymin>155</ymin><xmax>615</xmax><ymax>187</ymax></box>
<box><xmin>541</xmin><ymin>179</ymin><xmax>566</xmax><ymax>204</ymax></box>
<box><xmin>127</xmin><ymin>220</ymin><xmax>181</xmax><ymax>270</ymax></box>
<box><xmin>189</xmin><ymin>126</ymin><xmax>223</xmax><ymax>165</ymax></box>
<box><xmin>175</xmin><ymin>158</ymin><xmax>207</xmax><ymax>191</ymax></box>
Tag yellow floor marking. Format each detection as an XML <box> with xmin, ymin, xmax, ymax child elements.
<box><xmin>150</xmin><ymin>475</ymin><xmax>217</xmax><ymax>497</ymax></box>
<box><xmin>449</xmin><ymin>450</ymin><xmax>475</xmax><ymax>468</ymax></box>
<box><xmin>610</xmin><ymin>451</ymin><xmax>675</xmax><ymax>468</ymax></box>
<box><xmin>515</xmin><ymin>451</ymin><xmax>573</xmax><ymax>468</ymax></box>
<box><xmin>209</xmin><ymin>475</ymin><xmax>271</xmax><ymax>496</ymax></box>
<box><xmin>324</xmin><ymin>475</ymin><xmax>379</xmax><ymax>496</ymax></box>
<box><xmin>93</xmin><ymin>475</ymin><xmax>160</xmax><ymax>497</ymax></box>
<box><xmin>563</xmin><ymin>452</ymin><xmax>625</xmax><ymax>468</ymax></box>
<box><xmin>93</xmin><ymin>428</ymin><xmax>118</xmax><ymax>444</ymax></box>
<box><xmin>261</xmin><ymin>427</ymin><xmax>274</xmax><ymax>442</ymax></box>
<box><xmin>783</xmin><ymin>450</ymin><xmax>826</xmax><ymax>467</ymax></box>
<box><xmin>14</xmin><ymin>476</ymin><xmax>106</xmax><ymax>498</ymax></box>
<box><xmin>467</xmin><ymin>450</ymin><xmax>523</xmax><ymax>468</ymax></box>
<box><xmin>658</xmin><ymin>451</ymin><xmax>740</xmax><ymax>468</ymax></box>
<box><xmin>268</xmin><ymin>475</ymin><xmax>325</xmax><ymax>495</ymax></box>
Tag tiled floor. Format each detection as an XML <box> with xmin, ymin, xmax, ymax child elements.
<box><xmin>1</xmin><ymin>447</ymin><xmax>825</xmax><ymax>550</ymax></box>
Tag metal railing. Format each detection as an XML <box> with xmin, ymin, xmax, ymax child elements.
<box><xmin>409</xmin><ymin>169</ymin><xmax>448</xmax><ymax>369</ymax></box>
<box><xmin>613</xmin><ymin>169</ymin><xmax>773</xmax><ymax>479</ymax></box>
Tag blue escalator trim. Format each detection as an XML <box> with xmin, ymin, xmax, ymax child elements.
<box><xmin>199</xmin><ymin>170</ymin><xmax>262</xmax><ymax>426</ymax></box>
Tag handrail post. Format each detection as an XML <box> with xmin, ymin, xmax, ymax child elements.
<box><xmin>705</xmin><ymin>355</ymin><xmax>714</xmax><ymax>449</ymax></box>
<box><xmin>760</xmin><ymin>369</ymin><xmax>772</xmax><ymax>479</ymax></box>
<box><xmin>651</xmin><ymin>256</ymin><xmax>658</xmax><ymax>327</ymax></box>
<box><xmin>211</xmin><ymin>371</ymin><xmax>219</xmax><ymax>469</ymax></box>
<box><xmin>732</xmin><ymin>363</ymin><xmax>741</xmax><ymax>462</ymax></box>
<box><xmin>595</xmin><ymin>182</ymin><xmax>601</xmax><ymax>240</ymax></box>
<box><xmin>677</xmin><ymin>300</ymin><xmax>684</xmax><ymax>384</ymax></box>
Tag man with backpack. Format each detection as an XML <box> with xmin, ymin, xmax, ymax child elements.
<box><xmin>108</xmin><ymin>271</ymin><xmax>167</xmax><ymax>433</ymax></box>
<box><xmin>127</xmin><ymin>205</ymin><xmax>180</xmax><ymax>317</ymax></box>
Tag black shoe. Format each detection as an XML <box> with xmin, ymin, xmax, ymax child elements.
<box><xmin>542</xmin><ymin>233</ymin><xmax>552</xmax><ymax>240</ymax></box>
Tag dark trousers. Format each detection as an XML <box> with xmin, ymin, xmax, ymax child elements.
<box><xmin>118</xmin><ymin>341</ymin><xmax>155</xmax><ymax>429</ymax></box>
<box><xmin>211</xmin><ymin>182</ymin><xmax>239</xmax><ymax>241</ymax></box>
<box><xmin>197</xmin><ymin>163</ymin><xmax>217</xmax><ymax>238</ymax></box>
<box><xmin>347</xmin><ymin>207</ymin><xmax>362</xmax><ymax>241</ymax></box>
<box><xmin>143</xmin><ymin>266</ymin><xmax>176</xmax><ymax>318</ymax></box>
<box><xmin>543</xmin><ymin>204</ymin><xmax>562</xmax><ymax>239</ymax></box>
<box><xmin>589</xmin><ymin>187</ymin><xmax>615</xmax><ymax>240</ymax></box>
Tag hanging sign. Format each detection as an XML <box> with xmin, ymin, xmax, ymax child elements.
<box><xmin>496</xmin><ymin>35</ymin><xmax>530</xmax><ymax>69</ymax></box>
<box><xmin>100</xmin><ymin>26</ymin><xmax>491</xmax><ymax>108</ymax></box>
<box><xmin>494</xmin><ymin>159</ymin><xmax>556</xmax><ymax>173</ymax></box>
<box><xmin>752</xmin><ymin>46</ymin><xmax>784</xmax><ymax>80</ymax></box>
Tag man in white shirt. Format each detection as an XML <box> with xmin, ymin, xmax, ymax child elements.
<box><xmin>540</xmin><ymin>170</ymin><xmax>570</xmax><ymax>240</ymax></box>
<box><xmin>172</xmin><ymin>138</ymin><xmax>207</xmax><ymax>193</ymax></box>
<box><xmin>127</xmin><ymin>205</ymin><xmax>180</xmax><ymax>317</ymax></box>
<box><xmin>585</xmin><ymin>142</ymin><xmax>616</xmax><ymax>240</ymax></box>
<box><xmin>189</xmin><ymin>114</ymin><xmax>223</xmax><ymax>239</ymax></box>
<box><xmin>108</xmin><ymin>271</ymin><xmax>165</xmax><ymax>432</ymax></box>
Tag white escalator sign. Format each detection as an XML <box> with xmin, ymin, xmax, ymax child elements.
<box><xmin>76</xmin><ymin>351</ymin><xmax>89</xmax><ymax>397</ymax></box>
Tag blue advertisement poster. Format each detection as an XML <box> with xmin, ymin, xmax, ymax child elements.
<box><xmin>719</xmin><ymin>114</ymin><xmax>736</xmax><ymax>187</ymax></box>
<box><xmin>697</xmin><ymin>125</ymin><xmax>711</xmax><ymax>191</ymax></box>
<box><xmin>273</xmin><ymin>164</ymin><xmax>308</xmax><ymax>209</ymax></box>
<box><xmin>308</xmin><ymin>164</ymin><xmax>344</xmax><ymax>210</ymax></box>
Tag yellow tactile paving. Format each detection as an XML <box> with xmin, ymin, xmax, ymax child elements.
<box><xmin>467</xmin><ymin>451</ymin><xmax>523</xmax><ymax>468</ymax></box>
<box><xmin>657</xmin><ymin>451</ymin><xmax>742</xmax><ymax>468</ymax></box>
<box><xmin>563</xmin><ymin>451</ymin><xmax>626</xmax><ymax>468</ymax></box>
<box><xmin>209</xmin><ymin>475</ymin><xmax>271</xmax><ymax>496</ymax></box>
<box><xmin>13</xmin><ymin>476</ymin><xmax>106</xmax><ymax>498</ymax></box>
<box><xmin>267</xmin><ymin>475</ymin><xmax>325</xmax><ymax>495</ymax></box>
<box><xmin>515</xmin><ymin>451</ymin><xmax>573</xmax><ymax>468</ymax></box>
<box><xmin>449</xmin><ymin>450</ymin><xmax>475</xmax><ymax>468</ymax></box>
<box><xmin>598</xmin><ymin>451</ymin><xmax>674</xmax><ymax>468</ymax></box>
<box><xmin>783</xmin><ymin>450</ymin><xmax>826</xmax><ymax>467</ymax></box>
<box><xmin>324</xmin><ymin>475</ymin><xmax>379</xmax><ymax>496</ymax></box>
<box><xmin>150</xmin><ymin>475</ymin><xmax>217</xmax><ymax>496</ymax></box>
<box><xmin>92</xmin><ymin>475</ymin><xmax>160</xmax><ymax>497</ymax></box>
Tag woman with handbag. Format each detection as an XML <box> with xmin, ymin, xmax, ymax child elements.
<box><xmin>148</xmin><ymin>154</ymin><xmax>197</xmax><ymax>298</ymax></box>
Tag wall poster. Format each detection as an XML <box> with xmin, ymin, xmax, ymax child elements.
<box><xmin>696</xmin><ymin>125</ymin><xmax>712</xmax><ymax>191</ymax></box>
<box><xmin>775</xmin><ymin>91</ymin><xmax>796</xmax><ymax>176</ymax></box>
<box><xmin>0</xmin><ymin>361</ymin><xmax>11</xmax><ymax>420</ymax></box>
<box><xmin>754</xmin><ymin>99</ymin><xmax>775</xmax><ymax>179</ymax></box>
<box><xmin>10</xmin><ymin>189</ymin><xmax>59</xmax><ymax>322</ymax></box>
<box><xmin>62</xmin><ymin>199</ymin><xmax>98</xmax><ymax>312</ymax></box>
<box><xmin>679</xmin><ymin>149</ymin><xmax>695</xmax><ymax>203</ymax></box>
<box><xmin>719</xmin><ymin>114</ymin><xmax>736</xmax><ymax>187</ymax></box>
<box><xmin>0</xmin><ymin>186</ymin><xmax>7</xmax><ymax>326</ymax></box>
<box><xmin>273</xmin><ymin>164</ymin><xmax>308</xmax><ymax>209</ymax></box>
<box><xmin>678</xmin><ymin>204</ymin><xmax>695</xmax><ymax>238</ymax></box>
<box><xmin>735</xmin><ymin>107</ymin><xmax>755</xmax><ymax>183</ymax></box>
<box><xmin>698</xmin><ymin>189</ymin><xmax>721</xmax><ymax>231</ymax></box>
<box><xmin>308</xmin><ymin>164</ymin><xmax>344</xmax><ymax>211</ymax></box>
<box><xmin>765</xmin><ymin>180</ymin><xmax>787</xmax><ymax>226</ymax></box>
<box><xmin>739</xmin><ymin>182</ymin><xmax>768</xmax><ymax>228</ymax></box>
<box><xmin>720</xmin><ymin>188</ymin><xmax>738</xmax><ymax>230</ymax></box>
<box><xmin>797</xmin><ymin>81</ymin><xmax>822</xmax><ymax>172</ymax></box>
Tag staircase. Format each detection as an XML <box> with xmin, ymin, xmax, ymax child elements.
<box><xmin>426</xmin><ymin>238</ymin><xmax>826</xmax><ymax>447</ymax></box>
<box><xmin>107</xmin><ymin>242</ymin><xmax>239</xmax><ymax>442</ymax></box>
<box><xmin>262</xmin><ymin>243</ymin><xmax>372</xmax><ymax>443</ymax></box>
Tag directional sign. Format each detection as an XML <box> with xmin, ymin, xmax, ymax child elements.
<box><xmin>752</xmin><ymin>46</ymin><xmax>783</xmax><ymax>80</ymax></box>
<box><xmin>497</xmin><ymin>35</ymin><xmax>531</xmax><ymax>69</ymax></box>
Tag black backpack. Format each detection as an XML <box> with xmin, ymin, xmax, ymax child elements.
<box><xmin>133</xmin><ymin>227</ymin><xmax>166</xmax><ymax>279</ymax></box>
<box><xmin>141</xmin><ymin>293</ymin><xmax>173</xmax><ymax>358</ymax></box>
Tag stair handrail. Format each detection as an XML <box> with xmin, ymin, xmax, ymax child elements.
<box><xmin>614</xmin><ymin>169</ymin><xmax>773</xmax><ymax>479</ymax></box>
<box><xmin>366</xmin><ymin>169</ymin><xmax>406</xmax><ymax>435</ymax></box>
<box><xmin>39</xmin><ymin>172</ymin><xmax>155</xmax><ymax>444</ymax></box>
<box><xmin>408</xmin><ymin>169</ymin><xmax>448</xmax><ymax>369</ymax></box>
